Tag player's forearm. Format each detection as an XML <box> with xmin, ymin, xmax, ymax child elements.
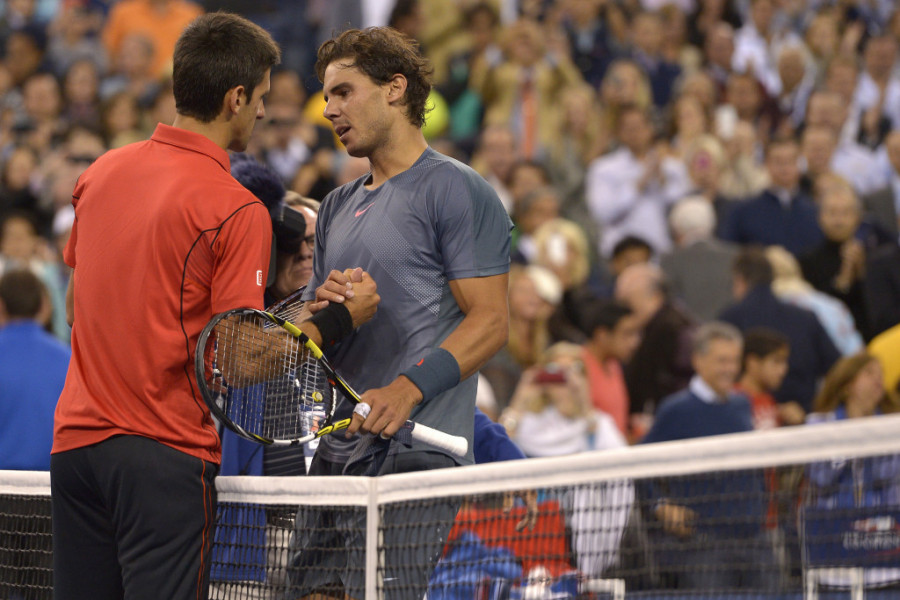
<box><xmin>440</xmin><ymin>305</ymin><xmax>509</xmax><ymax>380</ymax></box>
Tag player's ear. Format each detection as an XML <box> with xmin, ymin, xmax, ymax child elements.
<box><xmin>386</xmin><ymin>74</ymin><xmax>407</xmax><ymax>103</ymax></box>
<box><xmin>224</xmin><ymin>85</ymin><xmax>246</xmax><ymax>116</ymax></box>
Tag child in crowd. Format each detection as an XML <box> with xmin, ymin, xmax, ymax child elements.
<box><xmin>734</xmin><ymin>327</ymin><xmax>791</xmax><ymax>429</ymax></box>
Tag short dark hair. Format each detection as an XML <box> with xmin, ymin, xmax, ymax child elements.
<box><xmin>580</xmin><ymin>299</ymin><xmax>633</xmax><ymax>336</ymax></box>
<box><xmin>733</xmin><ymin>246</ymin><xmax>773</xmax><ymax>287</ymax></box>
<box><xmin>315</xmin><ymin>27</ymin><xmax>433</xmax><ymax>128</ymax></box>
<box><xmin>612</xmin><ymin>235</ymin><xmax>653</xmax><ymax>259</ymax></box>
<box><xmin>742</xmin><ymin>327</ymin><xmax>789</xmax><ymax>363</ymax></box>
<box><xmin>172</xmin><ymin>12</ymin><xmax>280</xmax><ymax>123</ymax></box>
<box><xmin>0</xmin><ymin>269</ymin><xmax>45</xmax><ymax>319</ymax></box>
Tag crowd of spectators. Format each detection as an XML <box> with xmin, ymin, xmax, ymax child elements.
<box><xmin>1</xmin><ymin>0</ymin><xmax>899</xmax><ymax>461</ymax></box>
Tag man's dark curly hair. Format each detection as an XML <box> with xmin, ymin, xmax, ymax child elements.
<box><xmin>315</xmin><ymin>27</ymin><xmax>433</xmax><ymax>128</ymax></box>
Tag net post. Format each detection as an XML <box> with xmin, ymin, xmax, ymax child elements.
<box><xmin>365</xmin><ymin>477</ymin><xmax>381</xmax><ymax>599</ymax></box>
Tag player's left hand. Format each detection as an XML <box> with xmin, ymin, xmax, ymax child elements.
<box><xmin>347</xmin><ymin>376</ymin><xmax>423</xmax><ymax>438</ymax></box>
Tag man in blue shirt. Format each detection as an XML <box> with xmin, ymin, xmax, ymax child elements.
<box><xmin>0</xmin><ymin>268</ymin><xmax>70</xmax><ymax>471</ymax></box>
<box><xmin>641</xmin><ymin>322</ymin><xmax>780</xmax><ymax>592</ymax></box>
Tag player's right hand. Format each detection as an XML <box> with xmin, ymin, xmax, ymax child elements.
<box><xmin>311</xmin><ymin>268</ymin><xmax>379</xmax><ymax>328</ymax></box>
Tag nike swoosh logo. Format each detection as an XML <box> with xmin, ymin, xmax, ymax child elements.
<box><xmin>355</xmin><ymin>202</ymin><xmax>375</xmax><ymax>218</ymax></box>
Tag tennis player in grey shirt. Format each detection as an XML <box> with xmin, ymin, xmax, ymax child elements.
<box><xmin>291</xmin><ymin>27</ymin><xmax>512</xmax><ymax>600</ymax></box>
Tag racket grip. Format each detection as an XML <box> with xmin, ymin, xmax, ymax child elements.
<box><xmin>410</xmin><ymin>423</ymin><xmax>468</xmax><ymax>458</ymax></box>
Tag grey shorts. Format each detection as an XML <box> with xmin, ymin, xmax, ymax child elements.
<box><xmin>287</xmin><ymin>451</ymin><xmax>459</xmax><ymax>600</ymax></box>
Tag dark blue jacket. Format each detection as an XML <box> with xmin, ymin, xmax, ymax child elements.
<box><xmin>720</xmin><ymin>189</ymin><xmax>823</xmax><ymax>258</ymax></box>
<box><xmin>719</xmin><ymin>286</ymin><xmax>840</xmax><ymax>411</ymax></box>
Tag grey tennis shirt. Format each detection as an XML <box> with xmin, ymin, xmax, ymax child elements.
<box><xmin>302</xmin><ymin>147</ymin><xmax>512</xmax><ymax>465</ymax></box>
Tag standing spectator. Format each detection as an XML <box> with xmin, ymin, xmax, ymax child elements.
<box><xmin>661</xmin><ymin>195</ymin><xmax>738</xmax><ymax>322</ymax></box>
<box><xmin>629</xmin><ymin>11</ymin><xmax>682</xmax><ymax>108</ymax></box>
<box><xmin>774</xmin><ymin>42</ymin><xmax>814</xmax><ymax>134</ymax></box>
<box><xmin>0</xmin><ymin>268</ymin><xmax>69</xmax><ymax>470</ymax></box>
<box><xmin>861</xmin><ymin>129</ymin><xmax>900</xmax><ymax>240</ymax></box>
<box><xmin>720</xmin><ymin>136</ymin><xmax>823</xmax><ymax>258</ymax></box>
<box><xmin>800</xmin><ymin>183</ymin><xmax>886</xmax><ymax>339</ymax></box>
<box><xmin>864</xmin><ymin>241</ymin><xmax>900</xmax><ymax>337</ymax></box>
<box><xmin>561</xmin><ymin>0</ymin><xmax>618</xmax><ymax>89</ymax></box>
<box><xmin>641</xmin><ymin>322</ymin><xmax>779</xmax><ymax>592</ymax></box>
<box><xmin>439</xmin><ymin>2</ymin><xmax>501</xmax><ymax>146</ymax></box>
<box><xmin>616</xmin><ymin>262</ymin><xmax>695</xmax><ymax>420</ymax></box>
<box><xmin>735</xmin><ymin>327</ymin><xmax>790</xmax><ymax>430</ymax></box>
<box><xmin>701</xmin><ymin>21</ymin><xmax>735</xmax><ymax>98</ymax></box>
<box><xmin>719</xmin><ymin>247</ymin><xmax>840</xmax><ymax>421</ymax></box>
<box><xmin>586</xmin><ymin>105</ymin><xmax>690</xmax><ymax>257</ymax></box>
<box><xmin>102</xmin><ymin>0</ymin><xmax>203</xmax><ymax>78</ymax></box>
<box><xmin>580</xmin><ymin>299</ymin><xmax>642</xmax><ymax>436</ymax></box>
<box><xmin>732</xmin><ymin>0</ymin><xmax>801</xmax><ymax>96</ymax></box>
<box><xmin>767</xmin><ymin>245</ymin><xmax>864</xmax><ymax>357</ymax></box>
<box><xmin>854</xmin><ymin>35</ymin><xmax>900</xmax><ymax>140</ymax></box>
<box><xmin>477</xmin><ymin>18</ymin><xmax>583</xmax><ymax>161</ymax></box>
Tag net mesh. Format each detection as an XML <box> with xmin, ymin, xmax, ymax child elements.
<box><xmin>3</xmin><ymin>414</ymin><xmax>900</xmax><ymax>599</ymax></box>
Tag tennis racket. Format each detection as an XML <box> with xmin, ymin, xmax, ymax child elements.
<box><xmin>194</xmin><ymin>306</ymin><xmax>469</xmax><ymax>457</ymax></box>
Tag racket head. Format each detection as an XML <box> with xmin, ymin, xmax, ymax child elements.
<box><xmin>266</xmin><ymin>286</ymin><xmax>307</xmax><ymax>323</ymax></box>
<box><xmin>194</xmin><ymin>307</ymin><xmax>337</xmax><ymax>446</ymax></box>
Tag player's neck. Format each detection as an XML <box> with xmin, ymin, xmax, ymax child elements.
<box><xmin>171</xmin><ymin>114</ymin><xmax>232</xmax><ymax>151</ymax></box>
<box><xmin>366</xmin><ymin>127</ymin><xmax>428</xmax><ymax>189</ymax></box>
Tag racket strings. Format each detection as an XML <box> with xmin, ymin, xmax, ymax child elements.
<box><xmin>204</xmin><ymin>311</ymin><xmax>334</xmax><ymax>443</ymax></box>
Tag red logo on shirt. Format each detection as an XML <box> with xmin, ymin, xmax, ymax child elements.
<box><xmin>355</xmin><ymin>202</ymin><xmax>375</xmax><ymax>218</ymax></box>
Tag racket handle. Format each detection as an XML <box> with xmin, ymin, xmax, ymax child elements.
<box><xmin>410</xmin><ymin>423</ymin><xmax>468</xmax><ymax>458</ymax></box>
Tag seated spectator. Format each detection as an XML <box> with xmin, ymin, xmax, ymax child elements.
<box><xmin>719</xmin><ymin>247</ymin><xmax>840</xmax><ymax>421</ymax></box>
<box><xmin>470</xmin><ymin>125</ymin><xmax>517</xmax><ymax>213</ymax></box>
<box><xmin>510</xmin><ymin>186</ymin><xmax>561</xmax><ymax>265</ymax></box>
<box><xmin>767</xmin><ymin>245</ymin><xmax>864</xmax><ymax>357</ymax></box>
<box><xmin>868</xmin><ymin>323</ymin><xmax>900</xmax><ymax>395</ymax></box>
<box><xmin>531</xmin><ymin>218</ymin><xmax>600</xmax><ymax>343</ymax></box>
<box><xmin>734</xmin><ymin>327</ymin><xmax>790</xmax><ymax>429</ymax></box>
<box><xmin>500</xmin><ymin>342</ymin><xmax>625</xmax><ymax>457</ymax></box>
<box><xmin>587</xmin><ymin>105</ymin><xmax>690</xmax><ymax>257</ymax></box>
<box><xmin>720</xmin><ymin>136</ymin><xmax>823</xmax><ymax>258</ymax></box>
<box><xmin>641</xmin><ymin>321</ymin><xmax>780</xmax><ymax>592</ymax></box>
<box><xmin>804</xmin><ymin>352</ymin><xmax>900</xmax><ymax>590</ymax></box>
<box><xmin>0</xmin><ymin>211</ymin><xmax>68</xmax><ymax>342</ymax></box>
<box><xmin>101</xmin><ymin>0</ymin><xmax>203</xmax><ymax>78</ymax></box>
<box><xmin>661</xmin><ymin>195</ymin><xmax>737</xmax><ymax>321</ymax></box>
<box><xmin>579</xmin><ymin>299</ymin><xmax>642</xmax><ymax>436</ymax></box>
<box><xmin>482</xmin><ymin>264</ymin><xmax>561</xmax><ymax>412</ymax></box>
<box><xmin>616</xmin><ymin>262</ymin><xmax>695</xmax><ymax>422</ymax></box>
<box><xmin>0</xmin><ymin>268</ymin><xmax>70</xmax><ymax>470</ymax></box>
<box><xmin>609</xmin><ymin>235</ymin><xmax>653</xmax><ymax>280</ymax></box>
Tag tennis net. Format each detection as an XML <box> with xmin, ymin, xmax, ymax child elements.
<box><xmin>2</xmin><ymin>414</ymin><xmax>899</xmax><ymax>599</ymax></box>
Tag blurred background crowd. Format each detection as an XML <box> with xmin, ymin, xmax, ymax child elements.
<box><xmin>2</xmin><ymin>0</ymin><xmax>900</xmax><ymax>463</ymax></box>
